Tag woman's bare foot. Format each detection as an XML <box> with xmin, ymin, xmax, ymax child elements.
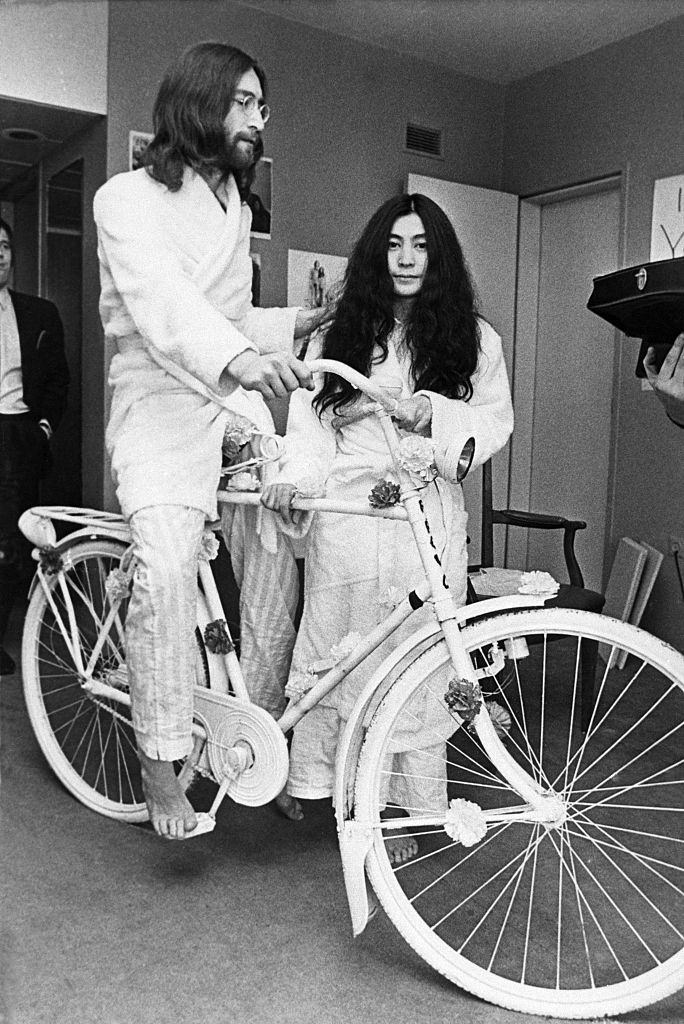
<box><xmin>138</xmin><ymin>750</ymin><xmax>198</xmax><ymax>839</ymax></box>
<box><xmin>274</xmin><ymin>787</ymin><xmax>304</xmax><ymax>821</ymax></box>
<box><xmin>380</xmin><ymin>808</ymin><xmax>418</xmax><ymax>865</ymax></box>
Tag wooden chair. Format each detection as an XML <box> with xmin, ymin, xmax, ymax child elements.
<box><xmin>467</xmin><ymin>459</ymin><xmax>605</xmax><ymax>730</ymax></box>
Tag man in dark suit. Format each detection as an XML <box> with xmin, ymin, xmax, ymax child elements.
<box><xmin>0</xmin><ymin>216</ymin><xmax>69</xmax><ymax>675</ymax></box>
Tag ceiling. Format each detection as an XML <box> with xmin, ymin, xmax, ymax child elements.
<box><xmin>238</xmin><ymin>0</ymin><xmax>684</xmax><ymax>83</ymax></box>
<box><xmin>1</xmin><ymin>0</ymin><xmax>682</xmax><ymax>198</ymax></box>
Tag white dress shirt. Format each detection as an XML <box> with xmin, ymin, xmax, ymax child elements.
<box><xmin>0</xmin><ymin>287</ymin><xmax>29</xmax><ymax>415</ymax></box>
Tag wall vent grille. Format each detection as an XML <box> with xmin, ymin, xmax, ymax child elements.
<box><xmin>405</xmin><ymin>123</ymin><xmax>442</xmax><ymax>158</ymax></box>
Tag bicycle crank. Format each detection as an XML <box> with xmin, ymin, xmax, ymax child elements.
<box><xmin>193</xmin><ymin>690</ymin><xmax>289</xmax><ymax>806</ymax></box>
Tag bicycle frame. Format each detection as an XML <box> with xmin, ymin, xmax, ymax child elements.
<box><xmin>22</xmin><ymin>357</ymin><xmax>553</xmax><ymax>835</ymax></box>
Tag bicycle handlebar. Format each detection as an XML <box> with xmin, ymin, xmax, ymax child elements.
<box><xmin>304</xmin><ymin>358</ymin><xmax>400</xmax><ymax>413</ymax></box>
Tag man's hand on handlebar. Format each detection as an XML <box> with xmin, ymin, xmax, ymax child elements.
<box><xmin>224</xmin><ymin>351</ymin><xmax>314</xmax><ymax>400</ymax></box>
<box><xmin>261</xmin><ymin>482</ymin><xmax>301</xmax><ymax>526</ymax></box>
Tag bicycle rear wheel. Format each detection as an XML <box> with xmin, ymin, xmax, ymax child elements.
<box><xmin>22</xmin><ymin>539</ymin><xmax>209</xmax><ymax>822</ymax></box>
<box><xmin>354</xmin><ymin>608</ymin><xmax>684</xmax><ymax>1018</ymax></box>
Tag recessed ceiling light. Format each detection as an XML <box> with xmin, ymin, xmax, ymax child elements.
<box><xmin>1</xmin><ymin>127</ymin><xmax>45</xmax><ymax>142</ymax></box>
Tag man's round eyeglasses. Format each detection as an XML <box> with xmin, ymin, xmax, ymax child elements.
<box><xmin>232</xmin><ymin>93</ymin><xmax>270</xmax><ymax>124</ymax></box>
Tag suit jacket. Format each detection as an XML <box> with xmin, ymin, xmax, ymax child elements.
<box><xmin>9</xmin><ymin>289</ymin><xmax>69</xmax><ymax>431</ymax></box>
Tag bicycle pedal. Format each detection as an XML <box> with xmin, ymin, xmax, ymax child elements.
<box><xmin>182</xmin><ymin>812</ymin><xmax>216</xmax><ymax>839</ymax></box>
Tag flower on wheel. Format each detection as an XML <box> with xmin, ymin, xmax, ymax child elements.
<box><xmin>203</xmin><ymin>619</ymin><xmax>235</xmax><ymax>654</ymax></box>
<box><xmin>444</xmin><ymin>677</ymin><xmax>482</xmax><ymax>723</ymax></box>
<box><xmin>518</xmin><ymin>570</ymin><xmax>559</xmax><ymax>595</ymax></box>
<box><xmin>444</xmin><ymin>798</ymin><xmax>487</xmax><ymax>847</ymax></box>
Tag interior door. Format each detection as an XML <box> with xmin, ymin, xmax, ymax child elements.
<box><xmin>407</xmin><ymin>173</ymin><xmax>519</xmax><ymax>563</ymax></box>
<box><xmin>512</xmin><ymin>184</ymin><xmax>621</xmax><ymax>592</ymax></box>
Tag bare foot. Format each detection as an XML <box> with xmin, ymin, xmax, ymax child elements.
<box><xmin>138</xmin><ymin>750</ymin><xmax>198</xmax><ymax>839</ymax></box>
<box><xmin>380</xmin><ymin>808</ymin><xmax>418</xmax><ymax>865</ymax></box>
<box><xmin>274</xmin><ymin>787</ymin><xmax>304</xmax><ymax>821</ymax></box>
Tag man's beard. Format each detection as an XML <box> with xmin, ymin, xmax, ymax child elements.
<box><xmin>217</xmin><ymin>133</ymin><xmax>259</xmax><ymax>176</ymax></box>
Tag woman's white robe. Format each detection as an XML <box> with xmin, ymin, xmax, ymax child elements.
<box><xmin>278</xmin><ymin>320</ymin><xmax>514</xmax><ymax>800</ymax></box>
<box><xmin>94</xmin><ymin>166</ymin><xmax>297</xmax><ymax>519</ymax></box>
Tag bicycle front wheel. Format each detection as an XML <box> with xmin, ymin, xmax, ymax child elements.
<box><xmin>354</xmin><ymin>607</ymin><xmax>684</xmax><ymax>1018</ymax></box>
<box><xmin>22</xmin><ymin>539</ymin><xmax>209</xmax><ymax>822</ymax></box>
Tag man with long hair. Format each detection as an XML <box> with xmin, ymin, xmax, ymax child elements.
<box><xmin>94</xmin><ymin>42</ymin><xmax>325</xmax><ymax>838</ymax></box>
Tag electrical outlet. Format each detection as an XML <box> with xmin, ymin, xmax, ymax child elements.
<box><xmin>669</xmin><ymin>535</ymin><xmax>684</xmax><ymax>555</ymax></box>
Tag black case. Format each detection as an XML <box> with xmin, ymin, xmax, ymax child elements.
<box><xmin>587</xmin><ymin>257</ymin><xmax>684</xmax><ymax>377</ymax></box>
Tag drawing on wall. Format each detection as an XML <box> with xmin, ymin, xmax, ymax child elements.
<box><xmin>249</xmin><ymin>157</ymin><xmax>272</xmax><ymax>239</ymax></box>
<box><xmin>128</xmin><ymin>131</ymin><xmax>153</xmax><ymax>171</ymax></box>
<box><xmin>287</xmin><ymin>249</ymin><xmax>348</xmax><ymax>309</ymax></box>
<box><xmin>650</xmin><ymin>173</ymin><xmax>684</xmax><ymax>260</ymax></box>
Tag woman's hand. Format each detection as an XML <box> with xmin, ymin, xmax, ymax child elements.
<box><xmin>644</xmin><ymin>333</ymin><xmax>684</xmax><ymax>427</ymax></box>
<box><xmin>260</xmin><ymin>482</ymin><xmax>299</xmax><ymax>526</ymax></box>
<box><xmin>392</xmin><ymin>395</ymin><xmax>432</xmax><ymax>434</ymax></box>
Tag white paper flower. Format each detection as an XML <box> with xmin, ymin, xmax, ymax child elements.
<box><xmin>105</xmin><ymin>568</ymin><xmax>131</xmax><ymax>603</ymax></box>
<box><xmin>285</xmin><ymin>668</ymin><xmax>317</xmax><ymax>703</ymax></box>
<box><xmin>222</xmin><ymin>413</ymin><xmax>257</xmax><ymax>458</ymax></box>
<box><xmin>518</xmin><ymin>570</ymin><xmax>560</xmax><ymax>595</ymax></box>
<box><xmin>330</xmin><ymin>632</ymin><xmax>363</xmax><ymax>662</ymax></box>
<box><xmin>397</xmin><ymin>435</ymin><xmax>437</xmax><ymax>482</ymax></box>
<box><xmin>198</xmin><ymin>530</ymin><xmax>220</xmax><ymax>561</ymax></box>
<box><xmin>225</xmin><ymin>472</ymin><xmax>261</xmax><ymax>492</ymax></box>
<box><xmin>444</xmin><ymin>798</ymin><xmax>487</xmax><ymax>847</ymax></box>
<box><xmin>295</xmin><ymin>472</ymin><xmax>327</xmax><ymax>498</ymax></box>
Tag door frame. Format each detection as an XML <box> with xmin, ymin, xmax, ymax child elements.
<box><xmin>508</xmin><ymin>173</ymin><xmax>626</xmax><ymax>581</ymax></box>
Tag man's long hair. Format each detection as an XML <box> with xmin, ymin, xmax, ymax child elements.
<box><xmin>144</xmin><ymin>41</ymin><xmax>266</xmax><ymax>197</ymax></box>
<box><xmin>313</xmin><ymin>193</ymin><xmax>481</xmax><ymax>418</ymax></box>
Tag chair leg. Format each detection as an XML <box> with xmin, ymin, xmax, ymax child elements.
<box><xmin>580</xmin><ymin>639</ymin><xmax>599</xmax><ymax>733</ymax></box>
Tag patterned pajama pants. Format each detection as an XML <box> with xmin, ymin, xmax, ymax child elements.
<box><xmin>126</xmin><ymin>504</ymin><xmax>300</xmax><ymax>760</ymax></box>
<box><xmin>222</xmin><ymin>504</ymin><xmax>299</xmax><ymax>719</ymax></box>
<box><xmin>126</xmin><ymin>506</ymin><xmax>205</xmax><ymax>761</ymax></box>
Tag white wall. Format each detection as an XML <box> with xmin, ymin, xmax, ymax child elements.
<box><xmin>0</xmin><ymin>0</ymin><xmax>108</xmax><ymax>112</ymax></box>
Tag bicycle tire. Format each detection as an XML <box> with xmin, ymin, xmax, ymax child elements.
<box><xmin>354</xmin><ymin>607</ymin><xmax>684</xmax><ymax>1018</ymax></box>
<box><xmin>22</xmin><ymin>538</ymin><xmax>209</xmax><ymax>822</ymax></box>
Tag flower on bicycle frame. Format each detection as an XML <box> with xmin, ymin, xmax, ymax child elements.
<box><xmin>38</xmin><ymin>546</ymin><xmax>64</xmax><ymax>576</ymax></box>
<box><xmin>444</xmin><ymin>798</ymin><xmax>487</xmax><ymax>847</ymax></box>
<box><xmin>222</xmin><ymin>413</ymin><xmax>257</xmax><ymax>461</ymax></box>
<box><xmin>444</xmin><ymin>677</ymin><xmax>482</xmax><ymax>723</ymax></box>
<box><xmin>198</xmin><ymin>529</ymin><xmax>220</xmax><ymax>561</ymax></box>
<box><xmin>105</xmin><ymin>567</ymin><xmax>131</xmax><ymax>603</ymax></box>
<box><xmin>224</xmin><ymin>471</ymin><xmax>261</xmax><ymax>491</ymax></box>
<box><xmin>397</xmin><ymin>435</ymin><xmax>437</xmax><ymax>482</ymax></box>
<box><xmin>285</xmin><ymin>667</ymin><xmax>317</xmax><ymax>704</ymax></box>
<box><xmin>368</xmin><ymin>479</ymin><xmax>401</xmax><ymax>509</ymax></box>
<box><xmin>203</xmin><ymin>619</ymin><xmax>235</xmax><ymax>654</ymax></box>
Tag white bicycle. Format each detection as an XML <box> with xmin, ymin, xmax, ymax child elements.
<box><xmin>19</xmin><ymin>359</ymin><xmax>684</xmax><ymax>1019</ymax></box>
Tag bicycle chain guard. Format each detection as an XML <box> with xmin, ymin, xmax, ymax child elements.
<box><xmin>193</xmin><ymin>690</ymin><xmax>289</xmax><ymax>806</ymax></box>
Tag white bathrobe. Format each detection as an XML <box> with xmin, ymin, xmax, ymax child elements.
<box><xmin>95</xmin><ymin>166</ymin><xmax>297</xmax><ymax>519</ymax></box>
<box><xmin>278</xmin><ymin>320</ymin><xmax>514</xmax><ymax>800</ymax></box>
<box><xmin>94</xmin><ymin>166</ymin><xmax>299</xmax><ymax>759</ymax></box>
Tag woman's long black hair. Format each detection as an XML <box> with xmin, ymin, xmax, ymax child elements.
<box><xmin>144</xmin><ymin>41</ymin><xmax>265</xmax><ymax>198</ymax></box>
<box><xmin>314</xmin><ymin>193</ymin><xmax>480</xmax><ymax>418</ymax></box>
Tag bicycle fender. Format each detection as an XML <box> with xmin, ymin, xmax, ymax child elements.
<box><xmin>26</xmin><ymin>529</ymin><xmax>131</xmax><ymax>601</ymax></box>
<box><xmin>338</xmin><ymin>820</ymin><xmax>375</xmax><ymax>936</ymax></box>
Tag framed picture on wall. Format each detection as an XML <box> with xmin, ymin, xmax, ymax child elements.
<box><xmin>249</xmin><ymin>157</ymin><xmax>272</xmax><ymax>239</ymax></box>
<box><xmin>287</xmin><ymin>249</ymin><xmax>348</xmax><ymax>309</ymax></box>
<box><xmin>128</xmin><ymin>131</ymin><xmax>153</xmax><ymax>171</ymax></box>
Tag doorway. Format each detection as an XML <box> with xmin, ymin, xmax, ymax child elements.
<box><xmin>510</xmin><ymin>178</ymin><xmax>622</xmax><ymax>592</ymax></box>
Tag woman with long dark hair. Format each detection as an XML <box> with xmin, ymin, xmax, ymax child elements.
<box><xmin>262</xmin><ymin>195</ymin><xmax>514</xmax><ymax>853</ymax></box>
